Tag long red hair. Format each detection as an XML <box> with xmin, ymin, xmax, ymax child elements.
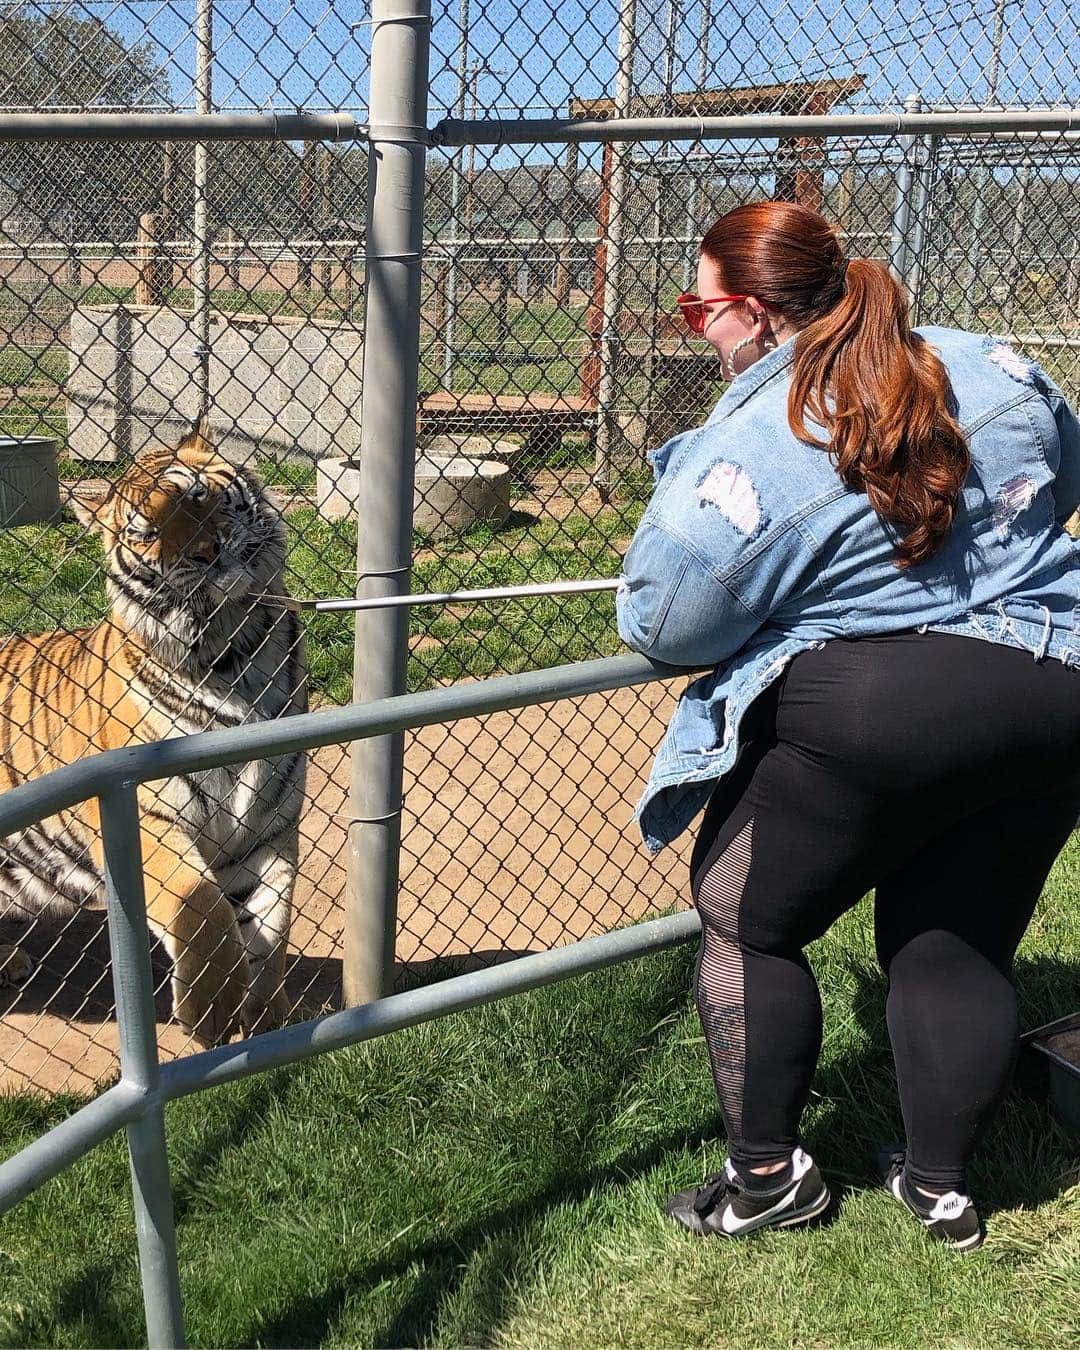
<box><xmin>700</xmin><ymin>201</ymin><xmax>969</xmax><ymax>568</ymax></box>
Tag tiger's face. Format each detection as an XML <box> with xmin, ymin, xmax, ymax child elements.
<box><xmin>75</xmin><ymin>429</ymin><xmax>286</xmax><ymax>639</ymax></box>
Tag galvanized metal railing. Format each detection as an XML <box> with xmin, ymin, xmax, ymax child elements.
<box><xmin>0</xmin><ymin>652</ymin><xmax>702</xmax><ymax>1350</ymax></box>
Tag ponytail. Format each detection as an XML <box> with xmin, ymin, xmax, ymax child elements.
<box><xmin>701</xmin><ymin>203</ymin><xmax>970</xmax><ymax>568</ymax></box>
<box><xmin>788</xmin><ymin>258</ymin><xmax>969</xmax><ymax>569</ymax></box>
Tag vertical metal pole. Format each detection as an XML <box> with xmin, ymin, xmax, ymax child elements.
<box><xmin>343</xmin><ymin>0</ymin><xmax>431</xmax><ymax>1006</ymax></box>
<box><xmin>962</xmin><ymin>0</ymin><xmax>1007</xmax><ymax>327</ymax></box>
<box><xmin>907</xmin><ymin>133</ymin><xmax>936</xmax><ymax>321</ymax></box>
<box><xmin>441</xmin><ymin>0</ymin><xmax>469</xmax><ymax>388</ymax></box>
<box><xmin>836</xmin><ymin>146</ymin><xmax>854</xmax><ymax>237</ymax></box>
<box><xmin>1002</xmin><ymin>155</ymin><xmax>1030</xmax><ymax>331</ymax></box>
<box><xmin>683</xmin><ymin>0</ymin><xmax>711</xmax><ymax>290</ymax></box>
<box><xmin>1066</xmin><ymin>239</ymin><xmax>1080</xmax><ymax>312</ymax></box>
<box><xmin>192</xmin><ymin>0</ymin><xmax>212</xmax><ymax>417</ymax></box>
<box><xmin>650</xmin><ymin>0</ymin><xmax>679</xmax><ymax>301</ymax></box>
<box><xmin>100</xmin><ymin>785</ymin><xmax>185</xmax><ymax>1350</ymax></box>
<box><xmin>888</xmin><ymin>94</ymin><xmax>920</xmax><ymax>287</ymax></box>
<box><xmin>591</xmin><ymin>0</ymin><xmax>636</xmax><ymax>500</ymax></box>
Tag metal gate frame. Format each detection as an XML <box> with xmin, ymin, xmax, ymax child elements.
<box><xmin>0</xmin><ymin>652</ymin><xmax>701</xmax><ymax>1347</ymax></box>
<box><xmin>1</xmin><ymin>0</ymin><xmax>1078</xmax><ymax>1338</ymax></box>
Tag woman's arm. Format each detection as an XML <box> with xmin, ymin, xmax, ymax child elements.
<box><xmin>616</xmin><ymin>518</ymin><xmax>812</xmax><ymax>668</ymax></box>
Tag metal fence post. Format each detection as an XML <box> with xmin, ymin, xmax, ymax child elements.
<box><xmin>192</xmin><ymin>0</ymin><xmax>213</xmax><ymax>418</ymax></box>
<box><xmin>591</xmin><ymin>0</ymin><xmax>636</xmax><ymax>500</ymax></box>
<box><xmin>907</xmin><ymin>131</ymin><xmax>937</xmax><ymax>322</ymax></box>
<box><xmin>99</xmin><ymin>784</ymin><xmax>186</xmax><ymax>1350</ymax></box>
<box><xmin>442</xmin><ymin>0</ymin><xmax>469</xmax><ymax>389</ymax></box>
<box><xmin>962</xmin><ymin>0</ymin><xmax>1008</xmax><ymax>328</ymax></box>
<box><xmin>343</xmin><ymin>0</ymin><xmax>431</xmax><ymax>1006</ymax></box>
<box><xmin>888</xmin><ymin>94</ymin><xmax>921</xmax><ymax>287</ymax></box>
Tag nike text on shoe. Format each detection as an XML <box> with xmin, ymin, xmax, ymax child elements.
<box><xmin>665</xmin><ymin>1147</ymin><xmax>831</xmax><ymax>1238</ymax></box>
<box><xmin>880</xmin><ymin>1150</ymin><xmax>984</xmax><ymax>1251</ymax></box>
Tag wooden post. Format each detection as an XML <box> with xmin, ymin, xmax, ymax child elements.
<box><xmin>836</xmin><ymin>157</ymin><xmax>855</xmax><ymax>236</ymax></box>
<box><xmin>778</xmin><ymin>92</ymin><xmax>829</xmax><ymax>210</ymax></box>
<box><xmin>297</xmin><ymin>140</ymin><xmax>316</xmax><ymax>292</ymax></box>
<box><xmin>432</xmin><ymin>260</ymin><xmax>449</xmax><ymax>372</ymax></box>
<box><xmin>342</xmin><ymin>244</ymin><xmax>357</xmax><ymax>317</ymax></box>
<box><xmin>495</xmin><ymin>264</ymin><xmax>511</xmax><ymax>349</ymax></box>
<box><xmin>1066</xmin><ymin>242</ymin><xmax>1080</xmax><ymax>311</ymax></box>
<box><xmin>136</xmin><ymin>209</ymin><xmax>173</xmax><ymax>306</ymax></box>
<box><xmin>579</xmin><ymin>140</ymin><xmax>613</xmax><ymax>408</ymax></box>
<box><xmin>556</xmin><ymin>138</ymin><xmax>583</xmax><ymax>305</ymax></box>
<box><xmin>221</xmin><ymin>225</ymin><xmax>240</xmax><ymax>289</ymax></box>
<box><xmin>319</xmin><ymin>146</ymin><xmax>334</xmax><ymax>297</ymax></box>
<box><xmin>554</xmin><ymin>141</ymin><xmax>578</xmax><ymax>306</ymax></box>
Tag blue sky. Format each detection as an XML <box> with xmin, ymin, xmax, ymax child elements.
<box><xmin>43</xmin><ymin>0</ymin><xmax>1080</xmax><ymax>115</ymax></box>
<box><xmin>27</xmin><ymin>0</ymin><xmax>1080</xmax><ymax>176</ymax></box>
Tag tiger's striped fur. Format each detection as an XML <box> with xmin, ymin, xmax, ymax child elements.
<box><xmin>0</xmin><ymin>428</ymin><xmax>307</xmax><ymax>1046</ymax></box>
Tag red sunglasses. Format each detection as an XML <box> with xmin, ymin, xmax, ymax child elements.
<box><xmin>675</xmin><ymin>291</ymin><xmax>749</xmax><ymax>334</ymax></box>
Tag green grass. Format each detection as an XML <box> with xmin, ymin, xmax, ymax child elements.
<box><xmin>0</xmin><ymin>409</ymin><xmax>70</xmax><ymax>456</ymax></box>
<box><xmin>254</xmin><ymin>458</ymin><xmax>318</xmax><ymax>491</ymax></box>
<box><xmin>0</xmin><ymin>837</ymin><xmax>1076</xmax><ymax>1347</ymax></box>
<box><xmin>0</xmin><ymin>346</ymin><xmax>68</xmax><ymax>390</ymax></box>
<box><xmin>284</xmin><ymin>506</ymin><xmax>638</xmax><ymax>703</ymax></box>
<box><xmin>0</xmin><ymin>521</ymin><xmax>107</xmax><ymax>635</ymax></box>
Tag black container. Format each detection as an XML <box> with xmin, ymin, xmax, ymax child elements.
<box><xmin>1021</xmin><ymin>1012</ymin><xmax>1080</xmax><ymax>1133</ymax></box>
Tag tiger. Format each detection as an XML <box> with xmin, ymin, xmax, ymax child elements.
<box><xmin>0</xmin><ymin>426</ymin><xmax>307</xmax><ymax>1047</ymax></box>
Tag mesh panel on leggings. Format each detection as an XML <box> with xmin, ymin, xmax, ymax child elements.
<box><xmin>695</xmin><ymin>816</ymin><xmax>754</xmax><ymax>1140</ymax></box>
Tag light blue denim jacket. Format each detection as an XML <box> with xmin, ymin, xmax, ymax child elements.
<box><xmin>616</xmin><ymin>326</ymin><xmax>1080</xmax><ymax>854</ymax></box>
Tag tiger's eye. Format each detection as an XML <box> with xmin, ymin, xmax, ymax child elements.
<box><xmin>124</xmin><ymin>522</ymin><xmax>159</xmax><ymax>543</ymax></box>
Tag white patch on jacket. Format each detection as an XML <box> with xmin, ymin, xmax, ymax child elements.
<box><xmin>695</xmin><ymin>460</ymin><xmax>764</xmax><ymax>537</ymax></box>
<box><xmin>985</xmin><ymin>341</ymin><xmax>1034</xmax><ymax>383</ymax></box>
<box><xmin>993</xmin><ymin>474</ymin><xmax>1039</xmax><ymax>541</ymax></box>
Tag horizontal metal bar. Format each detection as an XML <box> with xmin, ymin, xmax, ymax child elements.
<box><xmin>430</xmin><ymin>108</ymin><xmax>1080</xmax><ymax>148</ymax></box>
<box><xmin>0</xmin><ymin>240</ymin><xmax>364</xmax><ymax>255</ymax></box>
<box><xmin>0</xmin><ymin>112</ymin><xmax>362</xmax><ymax>142</ymax></box>
<box><xmin>0</xmin><ymin>653</ymin><xmax>688</xmax><ymax>839</ymax></box>
<box><xmin>274</xmin><ymin>579</ymin><xmax>621</xmax><ymax>612</ymax></box>
<box><xmin>995</xmin><ymin>334</ymin><xmax>1080</xmax><ymax>351</ymax></box>
<box><xmin>0</xmin><ymin>1081</ymin><xmax>148</xmax><ymax>1215</ymax></box>
<box><xmin>161</xmin><ymin>908</ymin><xmax>701</xmax><ymax>1099</ymax></box>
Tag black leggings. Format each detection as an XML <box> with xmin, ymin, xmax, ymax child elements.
<box><xmin>689</xmin><ymin>631</ymin><xmax>1080</xmax><ymax>1193</ymax></box>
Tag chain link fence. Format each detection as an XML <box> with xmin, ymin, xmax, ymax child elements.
<box><xmin>0</xmin><ymin>0</ymin><xmax>1077</xmax><ymax>1094</ymax></box>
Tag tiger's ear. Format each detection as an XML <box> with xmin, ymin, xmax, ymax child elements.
<box><xmin>68</xmin><ymin>482</ymin><xmax>113</xmax><ymax>530</ymax></box>
<box><xmin>176</xmin><ymin>414</ymin><xmax>213</xmax><ymax>456</ymax></box>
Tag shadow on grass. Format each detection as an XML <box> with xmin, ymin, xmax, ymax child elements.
<box><xmin>224</xmin><ymin>951</ymin><xmax>1075</xmax><ymax>1348</ymax></box>
<box><xmin>250</xmin><ymin>952</ymin><xmax>704</xmax><ymax>1348</ymax></box>
<box><xmin>30</xmin><ymin>948</ymin><xmax>1079</xmax><ymax>1349</ymax></box>
<box><xmin>394</xmin><ymin>948</ymin><xmax>545</xmax><ymax>994</ymax></box>
<box><xmin>51</xmin><ymin>1260</ymin><xmax>130</xmax><ymax>1349</ymax></box>
<box><xmin>253</xmin><ymin>952</ymin><xmax>1078</xmax><ymax>1348</ymax></box>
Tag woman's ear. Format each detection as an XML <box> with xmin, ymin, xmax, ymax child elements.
<box><xmin>746</xmin><ymin>299</ymin><xmax>771</xmax><ymax>341</ymax></box>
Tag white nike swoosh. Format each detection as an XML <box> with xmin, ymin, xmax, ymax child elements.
<box><xmin>718</xmin><ymin>1183</ymin><xmax>801</xmax><ymax>1234</ymax></box>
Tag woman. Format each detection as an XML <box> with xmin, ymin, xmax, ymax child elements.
<box><xmin>616</xmin><ymin>201</ymin><xmax>1080</xmax><ymax>1251</ymax></box>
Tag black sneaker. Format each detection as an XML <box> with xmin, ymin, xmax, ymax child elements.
<box><xmin>879</xmin><ymin>1148</ymin><xmax>984</xmax><ymax>1251</ymax></box>
<box><xmin>665</xmin><ymin>1147</ymin><xmax>830</xmax><ymax>1238</ymax></box>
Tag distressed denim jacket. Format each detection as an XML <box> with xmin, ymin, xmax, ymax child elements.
<box><xmin>616</xmin><ymin>326</ymin><xmax>1080</xmax><ymax>854</ymax></box>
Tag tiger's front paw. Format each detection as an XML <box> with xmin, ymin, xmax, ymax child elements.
<box><xmin>171</xmin><ymin>945</ymin><xmax>250</xmax><ymax>1048</ymax></box>
<box><xmin>240</xmin><ymin>969</ymin><xmax>290</xmax><ymax>1037</ymax></box>
<box><xmin>240</xmin><ymin>991</ymin><xmax>290</xmax><ymax>1037</ymax></box>
<box><xmin>0</xmin><ymin>943</ymin><xmax>32</xmax><ymax>988</ymax></box>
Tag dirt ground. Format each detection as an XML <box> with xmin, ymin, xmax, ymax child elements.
<box><xmin>0</xmin><ymin>678</ymin><xmax>694</xmax><ymax>1097</ymax></box>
